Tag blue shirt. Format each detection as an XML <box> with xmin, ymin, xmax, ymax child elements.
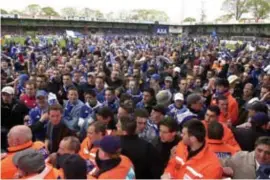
<box><xmin>102</xmin><ymin>98</ymin><xmax>119</xmax><ymax>114</ymax></box>
<box><xmin>93</xmin><ymin>88</ymin><xmax>105</xmax><ymax>103</ymax></box>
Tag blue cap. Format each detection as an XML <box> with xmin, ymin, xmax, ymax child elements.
<box><xmin>95</xmin><ymin>136</ymin><xmax>121</xmax><ymax>154</ymax></box>
<box><xmin>19</xmin><ymin>74</ymin><xmax>29</xmax><ymax>82</ymax></box>
<box><xmin>36</xmin><ymin>90</ymin><xmax>48</xmax><ymax>98</ymax></box>
<box><xmin>151</xmin><ymin>74</ymin><xmax>160</xmax><ymax>81</ymax></box>
<box><xmin>251</xmin><ymin>112</ymin><xmax>270</xmax><ymax>127</ymax></box>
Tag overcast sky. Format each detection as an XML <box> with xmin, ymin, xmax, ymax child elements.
<box><xmin>1</xmin><ymin>0</ymin><xmax>226</xmax><ymax>23</ymax></box>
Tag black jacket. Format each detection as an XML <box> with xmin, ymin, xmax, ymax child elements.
<box><xmin>152</xmin><ymin>136</ymin><xmax>181</xmax><ymax>169</ymax></box>
<box><xmin>46</xmin><ymin>121</ymin><xmax>76</xmax><ymax>153</ymax></box>
<box><xmin>1</xmin><ymin>98</ymin><xmax>29</xmax><ymax>150</ymax></box>
<box><xmin>47</xmin><ymin>78</ymin><xmax>62</xmax><ymax>95</ymax></box>
<box><xmin>232</xmin><ymin>127</ymin><xmax>270</xmax><ymax>151</ymax></box>
<box><xmin>1</xmin><ymin>98</ymin><xmax>29</xmax><ymax>130</ymax></box>
<box><xmin>120</xmin><ymin>135</ymin><xmax>163</xmax><ymax>179</ymax></box>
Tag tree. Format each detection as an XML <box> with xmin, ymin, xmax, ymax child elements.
<box><xmin>215</xmin><ymin>14</ymin><xmax>234</xmax><ymax>22</ymax></box>
<box><xmin>129</xmin><ymin>9</ymin><xmax>169</xmax><ymax>22</ymax></box>
<box><xmin>94</xmin><ymin>10</ymin><xmax>104</xmax><ymax>19</ymax></box>
<box><xmin>41</xmin><ymin>7</ymin><xmax>59</xmax><ymax>16</ymax></box>
<box><xmin>80</xmin><ymin>8</ymin><xmax>95</xmax><ymax>18</ymax></box>
<box><xmin>246</xmin><ymin>0</ymin><xmax>270</xmax><ymax>21</ymax></box>
<box><xmin>9</xmin><ymin>10</ymin><xmax>23</xmax><ymax>15</ymax></box>
<box><xmin>183</xmin><ymin>17</ymin><xmax>196</xmax><ymax>23</ymax></box>
<box><xmin>61</xmin><ymin>7</ymin><xmax>78</xmax><ymax>17</ymax></box>
<box><xmin>222</xmin><ymin>0</ymin><xmax>249</xmax><ymax>20</ymax></box>
<box><xmin>1</xmin><ymin>9</ymin><xmax>8</xmax><ymax>14</ymax></box>
<box><xmin>24</xmin><ymin>4</ymin><xmax>41</xmax><ymax>16</ymax></box>
<box><xmin>105</xmin><ymin>12</ymin><xmax>115</xmax><ymax>20</ymax></box>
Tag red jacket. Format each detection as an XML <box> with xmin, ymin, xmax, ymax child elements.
<box><xmin>20</xmin><ymin>94</ymin><xmax>37</xmax><ymax>109</ymax></box>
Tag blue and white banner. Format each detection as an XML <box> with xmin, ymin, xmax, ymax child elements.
<box><xmin>154</xmin><ymin>26</ymin><xmax>169</xmax><ymax>34</ymax></box>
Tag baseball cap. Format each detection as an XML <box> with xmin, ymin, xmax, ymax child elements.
<box><xmin>173</xmin><ymin>67</ymin><xmax>181</xmax><ymax>73</ymax></box>
<box><xmin>87</xmin><ymin>72</ymin><xmax>96</xmax><ymax>77</ymax></box>
<box><xmin>174</xmin><ymin>93</ymin><xmax>184</xmax><ymax>101</ymax></box>
<box><xmin>152</xmin><ymin>104</ymin><xmax>166</xmax><ymax>115</ymax></box>
<box><xmin>251</xmin><ymin>112</ymin><xmax>270</xmax><ymax>127</ymax></box>
<box><xmin>165</xmin><ymin>76</ymin><xmax>173</xmax><ymax>82</ymax></box>
<box><xmin>151</xmin><ymin>74</ymin><xmax>160</xmax><ymax>81</ymax></box>
<box><xmin>227</xmin><ymin>75</ymin><xmax>239</xmax><ymax>84</ymax></box>
<box><xmin>95</xmin><ymin>136</ymin><xmax>121</xmax><ymax>154</ymax></box>
<box><xmin>13</xmin><ymin>149</ymin><xmax>45</xmax><ymax>174</ymax></box>
<box><xmin>156</xmin><ymin>90</ymin><xmax>172</xmax><ymax>106</ymax></box>
<box><xmin>247</xmin><ymin>101</ymin><xmax>268</xmax><ymax>113</ymax></box>
<box><xmin>186</xmin><ymin>93</ymin><xmax>203</xmax><ymax>106</ymax></box>
<box><xmin>36</xmin><ymin>90</ymin><xmax>48</xmax><ymax>98</ymax></box>
<box><xmin>1</xmin><ymin>86</ymin><xmax>15</xmax><ymax>95</ymax></box>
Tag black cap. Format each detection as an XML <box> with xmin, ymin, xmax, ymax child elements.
<box><xmin>152</xmin><ymin>104</ymin><xmax>166</xmax><ymax>115</ymax></box>
<box><xmin>247</xmin><ymin>102</ymin><xmax>268</xmax><ymax>113</ymax></box>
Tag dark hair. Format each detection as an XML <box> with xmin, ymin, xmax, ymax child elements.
<box><xmin>96</xmin><ymin>76</ymin><xmax>105</xmax><ymax>82</ymax></box>
<box><xmin>25</xmin><ymin>80</ymin><xmax>36</xmax><ymax>89</ymax></box>
<box><xmin>159</xmin><ymin>117</ymin><xmax>178</xmax><ymax>132</ymax></box>
<box><xmin>261</xmin><ymin>84</ymin><xmax>270</xmax><ymax>91</ymax></box>
<box><xmin>74</xmin><ymin>71</ymin><xmax>81</xmax><ymax>74</ymax></box>
<box><xmin>255</xmin><ymin>136</ymin><xmax>270</xmax><ymax>148</ymax></box>
<box><xmin>183</xmin><ymin>119</ymin><xmax>206</xmax><ymax>143</ymax></box>
<box><xmin>134</xmin><ymin>108</ymin><xmax>149</xmax><ymax>119</ymax></box>
<box><xmin>90</xmin><ymin>121</ymin><xmax>107</xmax><ymax>136</ymax></box>
<box><xmin>67</xmin><ymin>86</ymin><xmax>78</xmax><ymax>93</ymax></box>
<box><xmin>62</xmin><ymin>154</ymin><xmax>87</xmax><ymax>179</ymax></box>
<box><xmin>105</xmin><ymin>87</ymin><xmax>115</xmax><ymax>94</ymax></box>
<box><xmin>62</xmin><ymin>136</ymin><xmax>81</xmax><ymax>153</ymax></box>
<box><xmin>63</xmin><ymin>73</ymin><xmax>72</xmax><ymax>78</ymax></box>
<box><xmin>120</xmin><ymin>116</ymin><xmax>136</xmax><ymax>135</ymax></box>
<box><xmin>143</xmin><ymin>87</ymin><xmax>155</xmax><ymax>98</ymax></box>
<box><xmin>37</xmin><ymin>74</ymin><xmax>47</xmax><ymax>80</ymax></box>
<box><xmin>120</xmin><ymin>100</ymin><xmax>134</xmax><ymax>114</ymax></box>
<box><xmin>49</xmin><ymin>104</ymin><xmax>63</xmax><ymax>113</ymax></box>
<box><xmin>215</xmin><ymin>78</ymin><xmax>230</xmax><ymax>88</ymax></box>
<box><xmin>217</xmin><ymin>95</ymin><xmax>227</xmax><ymax>102</ymax></box>
<box><xmin>179</xmin><ymin>78</ymin><xmax>187</xmax><ymax>84</ymax></box>
<box><xmin>84</xmin><ymin>89</ymin><xmax>96</xmax><ymax>97</ymax></box>
<box><xmin>207</xmin><ymin>105</ymin><xmax>221</xmax><ymax>116</ymax></box>
<box><xmin>96</xmin><ymin>107</ymin><xmax>114</xmax><ymax>121</ymax></box>
<box><xmin>120</xmin><ymin>93</ymin><xmax>132</xmax><ymax>103</ymax></box>
<box><xmin>207</xmin><ymin>121</ymin><xmax>224</xmax><ymax>140</ymax></box>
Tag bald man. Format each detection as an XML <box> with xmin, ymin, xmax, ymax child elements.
<box><xmin>1</xmin><ymin>125</ymin><xmax>48</xmax><ymax>179</ymax></box>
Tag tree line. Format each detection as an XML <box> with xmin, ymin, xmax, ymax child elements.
<box><xmin>183</xmin><ymin>0</ymin><xmax>270</xmax><ymax>24</ymax></box>
<box><xmin>0</xmin><ymin>4</ymin><xmax>169</xmax><ymax>22</ymax></box>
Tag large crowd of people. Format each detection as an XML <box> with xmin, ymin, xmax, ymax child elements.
<box><xmin>1</xmin><ymin>34</ymin><xmax>270</xmax><ymax>179</ymax></box>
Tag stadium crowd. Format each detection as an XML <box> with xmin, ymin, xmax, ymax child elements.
<box><xmin>1</xmin><ymin>34</ymin><xmax>270</xmax><ymax>179</ymax></box>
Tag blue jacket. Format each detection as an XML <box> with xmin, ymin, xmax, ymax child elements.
<box><xmin>93</xmin><ymin>88</ymin><xmax>105</xmax><ymax>103</ymax></box>
<box><xmin>168</xmin><ymin>104</ymin><xmax>188</xmax><ymax>120</ymax></box>
<box><xmin>63</xmin><ymin>100</ymin><xmax>85</xmax><ymax>132</ymax></box>
<box><xmin>126</xmin><ymin>89</ymin><xmax>143</xmax><ymax>104</ymax></box>
<box><xmin>102</xmin><ymin>98</ymin><xmax>119</xmax><ymax>114</ymax></box>
<box><xmin>28</xmin><ymin>106</ymin><xmax>48</xmax><ymax>140</ymax></box>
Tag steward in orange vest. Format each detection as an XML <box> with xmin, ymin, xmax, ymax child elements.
<box><xmin>162</xmin><ymin>120</ymin><xmax>223</xmax><ymax>179</ymax></box>
<box><xmin>87</xmin><ymin>136</ymin><xmax>135</xmax><ymax>179</ymax></box>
